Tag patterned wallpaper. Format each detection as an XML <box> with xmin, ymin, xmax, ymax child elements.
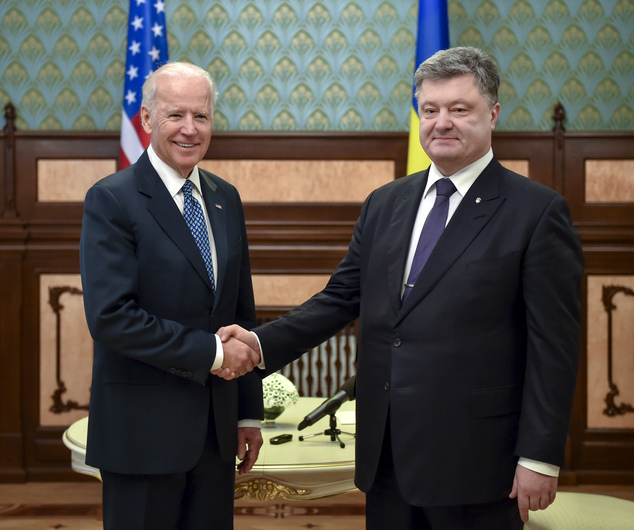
<box><xmin>0</xmin><ymin>0</ymin><xmax>632</xmax><ymax>132</ymax></box>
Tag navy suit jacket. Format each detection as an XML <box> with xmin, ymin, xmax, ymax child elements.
<box><xmin>257</xmin><ymin>157</ymin><xmax>583</xmax><ymax>506</ymax></box>
<box><xmin>80</xmin><ymin>151</ymin><xmax>262</xmax><ymax>475</ymax></box>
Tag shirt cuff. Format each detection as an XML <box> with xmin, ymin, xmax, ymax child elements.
<box><xmin>238</xmin><ymin>419</ymin><xmax>262</xmax><ymax>429</ymax></box>
<box><xmin>518</xmin><ymin>457</ymin><xmax>560</xmax><ymax>477</ymax></box>
<box><xmin>251</xmin><ymin>331</ymin><xmax>266</xmax><ymax>369</ymax></box>
<box><xmin>211</xmin><ymin>334</ymin><xmax>224</xmax><ymax>371</ymax></box>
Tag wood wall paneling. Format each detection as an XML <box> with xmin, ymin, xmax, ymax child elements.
<box><xmin>564</xmin><ymin>134</ymin><xmax>634</xmax><ymax>246</ymax></box>
<box><xmin>14</xmin><ymin>133</ymin><xmax>120</xmax><ymax>223</ymax></box>
<box><xmin>1</xmin><ymin>102</ymin><xmax>634</xmax><ymax>484</ymax></box>
<box><xmin>0</xmin><ymin>242</ymin><xmax>26</xmax><ymax>482</ymax></box>
<box><xmin>37</xmin><ymin>160</ymin><xmax>116</xmax><ymax>203</ymax></box>
<box><xmin>586</xmin><ymin>276</ymin><xmax>634</xmax><ymax>430</ymax></box>
<box><xmin>492</xmin><ymin>134</ymin><xmax>555</xmax><ymax>189</ymax></box>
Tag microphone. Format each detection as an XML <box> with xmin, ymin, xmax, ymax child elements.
<box><xmin>298</xmin><ymin>376</ymin><xmax>356</xmax><ymax>431</ymax></box>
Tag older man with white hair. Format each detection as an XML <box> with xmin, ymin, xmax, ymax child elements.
<box><xmin>80</xmin><ymin>62</ymin><xmax>262</xmax><ymax>529</ymax></box>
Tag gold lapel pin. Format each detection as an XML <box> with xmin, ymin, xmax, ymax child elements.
<box><xmin>215</xmin><ymin>204</ymin><xmax>222</xmax><ymax>209</ymax></box>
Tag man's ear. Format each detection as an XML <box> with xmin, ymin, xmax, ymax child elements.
<box><xmin>140</xmin><ymin>105</ymin><xmax>152</xmax><ymax>134</ymax></box>
<box><xmin>490</xmin><ymin>102</ymin><xmax>501</xmax><ymax>130</ymax></box>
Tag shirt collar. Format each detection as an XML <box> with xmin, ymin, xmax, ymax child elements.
<box><xmin>425</xmin><ymin>148</ymin><xmax>494</xmax><ymax>198</ymax></box>
<box><xmin>147</xmin><ymin>144</ymin><xmax>202</xmax><ymax>198</ymax></box>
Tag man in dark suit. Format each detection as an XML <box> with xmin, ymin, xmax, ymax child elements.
<box><xmin>80</xmin><ymin>62</ymin><xmax>263</xmax><ymax>529</ymax></box>
<box><xmin>218</xmin><ymin>47</ymin><xmax>584</xmax><ymax>529</ymax></box>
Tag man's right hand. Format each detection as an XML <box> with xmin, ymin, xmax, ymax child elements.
<box><xmin>211</xmin><ymin>329</ymin><xmax>260</xmax><ymax>380</ymax></box>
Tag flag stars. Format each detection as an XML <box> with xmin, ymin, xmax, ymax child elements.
<box><xmin>151</xmin><ymin>22</ymin><xmax>164</xmax><ymax>38</ymax></box>
<box><xmin>127</xmin><ymin>65</ymin><xmax>139</xmax><ymax>80</ymax></box>
<box><xmin>131</xmin><ymin>15</ymin><xmax>144</xmax><ymax>30</ymax></box>
<box><xmin>154</xmin><ymin>0</ymin><xmax>165</xmax><ymax>14</ymax></box>
<box><xmin>128</xmin><ymin>41</ymin><xmax>141</xmax><ymax>55</ymax></box>
<box><xmin>125</xmin><ymin>90</ymin><xmax>137</xmax><ymax>106</ymax></box>
<box><xmin>148</xmin><ymin>46</ymin><xmax>161</xmax><ymax>62</ymax></box>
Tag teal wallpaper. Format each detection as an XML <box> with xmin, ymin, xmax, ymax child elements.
<box><xmin>0</xmin><ymin>0</ymin><xmax>632</xmax><ymax>132</ymax></box>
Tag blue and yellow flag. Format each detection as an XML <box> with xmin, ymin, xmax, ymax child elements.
<box><xmin>406</xmin><ymin>0</ymin><xmax>450</xmax><ymax>176</ymax></box>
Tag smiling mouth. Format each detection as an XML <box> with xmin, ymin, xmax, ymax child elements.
<box><xmin>175</xmin><ymin>142</ymin><xmax>196</xmax><ymax>148</ymax></box>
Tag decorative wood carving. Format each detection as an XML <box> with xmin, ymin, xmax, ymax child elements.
<box><xmin>234</xmin><ymin>478</ymin><xmax>310</xmax><ymax>501</ymax></box>
<box><xmin>2</xmin><ymin>102</ymin><xmax>17</xmax><ymax>218</ymax></box>
<box><xmin>601</xmin><ymin>285</ymin><xmax>634</xmax><ymax>417</ymax></box>
<box><xmin>47</xmin><ymin>286</ymin><xmax>90</xmax><ymax>414</ymax></box>
<box><xmin>553</xmin><ymin>101</ymin><xmax>566</xmax><ymax>150</ymax></box>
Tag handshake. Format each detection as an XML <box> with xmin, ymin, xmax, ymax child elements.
<box><xmin>211</xmin><ymin>325</ymin><xmax>261</xmax><ymax>380</ymax></box>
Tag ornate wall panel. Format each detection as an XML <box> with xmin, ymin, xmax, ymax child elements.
<box><xmin>39</xmin><ymin>274</ymin><xmax>91</xmax><ymax>427</ymax></box>
<box><xmin>587</xmin><ymin>275</ymin><xmax>634</xmax><ymax>430</ymax></box>
<box><xmin>0</xmin><ymin>0</ymin><xmax>632</xmax><ymax>132</ymax></box>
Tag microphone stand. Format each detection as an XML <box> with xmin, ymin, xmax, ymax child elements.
<box><xmin>298</xmin><ymin>412</ymin><xmax>355</xmax><ymax>449</ymax></box>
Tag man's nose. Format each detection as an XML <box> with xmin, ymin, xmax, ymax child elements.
<box><xmin>435</xmin><ymin>109</ymin><xmax>453</xmax><ymax>130</ymax></box>
<box><xmin>181</xmin><ymin>116</ymin><xmax>196</xmax><ymax>135</ymax></box>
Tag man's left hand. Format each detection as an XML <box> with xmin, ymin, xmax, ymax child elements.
<box><xmin>236</xmin><ymin>427</ymin><xmax>263</xmax><ymax>475</ymax></box>
<box><xmin>509</xmin><ymin>464</ymin><xmax>557</xmax><ymax>523</ymax></box>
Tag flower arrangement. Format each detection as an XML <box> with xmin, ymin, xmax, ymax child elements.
<box><xmin>262</xmin><ymin>372</ymin><xmax>299</xmax><ymax>409</ymax></box>
<box><xmin>262</xmin><ymin>373</ymin><xmax>299</xmax><ymax>425</ymax></box>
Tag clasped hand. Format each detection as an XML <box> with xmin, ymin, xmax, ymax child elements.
<box><xmin>211</xmin><ymin>325</ymin><xmax>261</xmax><ymax>380</ymax></box>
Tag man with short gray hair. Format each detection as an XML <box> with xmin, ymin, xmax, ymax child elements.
<box><xmin>219</xmin><ymin>47</ymin><xmax>583</xmax><ymax>529</ymax></box>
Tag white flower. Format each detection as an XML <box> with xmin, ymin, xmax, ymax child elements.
<box><xmin>262</xmin><ymin>373</ymin><xmax>299</xmax><ymax>409</ymax></box>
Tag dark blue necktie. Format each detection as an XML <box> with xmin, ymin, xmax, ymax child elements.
<box><xmin>403</xmin><ymin>178</ymin><xmax>457</xmax><ymax>301</ymax></box>
<box><xmin>182</xmin><ymin>179</ymin><xmax>216</xmax><ymax>292</ymax></box>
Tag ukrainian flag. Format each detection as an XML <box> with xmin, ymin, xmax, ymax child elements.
<box><xmin>406</xmin><ymin>0</ymin><xmax>450</xmax><ymax>176</ymax></box>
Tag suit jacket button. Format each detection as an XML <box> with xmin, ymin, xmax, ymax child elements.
<box><xmin>169</xmin><ymin>368</ymin><xmax>176</xmax><ymax>374</ymax></box>
<box><xmin>384</xmin><ymin>382</ymin><xmax>390</xmax><ymax>391</ymax></box>
<box><xmin>392</xmin><ymin>338</ymin><xmax>401</xmax><ymax>347</ymax></box>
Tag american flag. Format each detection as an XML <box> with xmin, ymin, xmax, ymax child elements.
<box><xmin>119</xmin><ymin>0</ymin><xmax>169</xmax><ymax>169</ymax></box>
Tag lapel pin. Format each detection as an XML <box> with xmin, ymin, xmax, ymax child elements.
<box><xmin>215</xmin><ymin>203</ymin><xmax>222</xmax><ymax>210</ymax></box>
<box><xmin>475</xmin><ymin>197</ymin><xmax>482</xmax><ymax>203</ymax></box>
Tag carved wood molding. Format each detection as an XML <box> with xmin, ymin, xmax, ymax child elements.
<box><xmin>2</xmin><ymin>103</ymin><xmax>17</xmax><ymax>218</ymax></box>
<box><xmin>601</xmin><ymin>284</ymin><xmax>634</xmax><ymax>417</ymax></box>
<box><xmin>47</xmin><ymin>285</ymin><xmax>90</xmax><ymax>414</ymax></box>
<box><xmin>234</xmin><ymin>478</ymin><xmax>311</xmax><ymax>501</ymax></box>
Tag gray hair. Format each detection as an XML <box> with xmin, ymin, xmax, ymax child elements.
<box><xmin>142</xmin><ymin>62</ymin><xmax>219</xmax><ymax>114</ymax></box>
<box><xmin>414</xmin><ymin>47</ymin><xmax>499</xmax><ymax>108</ymax></box>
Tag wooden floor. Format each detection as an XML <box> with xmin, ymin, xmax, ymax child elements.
<box><xmin>0</xmin><ymin>481</ymin><xmax>633</xmax><ymax>529</ymax></box>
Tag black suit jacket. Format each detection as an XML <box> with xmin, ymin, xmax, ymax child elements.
<box><xmin>80</xmin><ymin>151</ymin><xmax>262</xmax><ymax>475</ymax></box>
<box><xmin>257</xmin><ymin>157</ymin><xmax>583</xmax><ymax>506</ymax></box>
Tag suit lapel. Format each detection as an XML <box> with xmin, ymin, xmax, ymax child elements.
<box><xmin>137</xmin><ymin>153</ymin><xmax>215</xmax><ymax>292</ymax></box>
<box><xmin>398</xmin><ymin>159</ymin><xmax>506</xmax><ymax>322</ymax></box>
<box><xmin>386</xmin><ymin>171</ymin><xmax>429</xmax><ymax>314</ymax></box>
